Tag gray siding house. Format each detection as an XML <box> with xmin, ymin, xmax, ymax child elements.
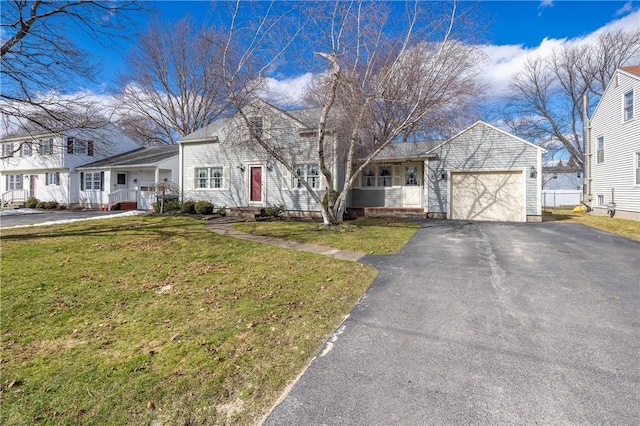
<box><xmin>180</xmin><ymin>102</ymin><xmax>545</xmax><ymax>222</ymax></box>
<box><xmin>351</xmin><ymin>121</ymin><xmax>546</xmax><ymax>222</ymax></box>
<box><xmin>179</xmin><ymin>100</ymin><xmax>340</xmax><ymax>215</ymax></box>
<box><xmin>589</xmin><ymin>65</ymin><xmax>640</xmax><ymax>221</ymax></box>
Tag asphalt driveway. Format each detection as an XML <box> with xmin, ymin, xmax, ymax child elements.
<box><xmin>264</xmin><ymin>221</ymin><xmax>640</xmax><ymax>425</ymax></box>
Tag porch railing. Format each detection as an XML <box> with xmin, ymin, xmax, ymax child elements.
<box><xmin>1</xmin><ymin>189</ymin><xmax>29</xmax><ymax>207</ymax></box>
<box><xmin>107</xmin><ymin>189</ymin><xmax>138</xmax><ymax>211</ymax></box>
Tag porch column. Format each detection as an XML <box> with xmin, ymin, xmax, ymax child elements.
<box><xmin>154</xmin><ymin>168</ymin><xmax>160</xmax><ymax>185</ymax></box>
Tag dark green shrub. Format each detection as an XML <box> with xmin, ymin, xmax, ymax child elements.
<box><xmin>163</xmin><ymin>200</ymin><xmax>181</xmax><ymax>213</ymax></box>
<box><xmin>216</xmin><ymin>206</ymin><xmax>227</xmax><ymax>216</ymax></box>
<box><xmin>181</xmin><ymin>200</ymin><xmax>196</xmax><ymax>214</ymax></box>
<box><xmin>44</xmin><ymin>201</ymin><xmax>58</xmax><ymax>209</ymax></box>
<box><xmin>36</xmin><ymin>201</ymin><xmax>46</xmax><ymax>209</ymax></box>
<box><xmin>263</xmin><ymin>204</ymin><xmax>285</xmax><ymax>218</ymax></box>
<box><xmin>194</xmin><ymin>201</ymin><xmax>214</xmax><ymax>215</ymax></box>
<box><xmin>25</xmin><ymin>197</ymin><xmax>39</xmax><ymax>208</ymax></box>
<box><xmin>322</xmin><ymin>190</ymin><xmax>340</xmax><ymax>210</ymax></box>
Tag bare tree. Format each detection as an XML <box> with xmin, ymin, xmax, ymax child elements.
<box><xmin>116</xmin><ymin>16</ymin><xmax>231</xmax><ymax>145</ymax></box>
<box><xmin>505</xmin><ymin>28</ymin><xmax>640</xmax><ymax>168</ymax></box>
<box><xmin>1</xmin><ymin>1</ymin><xmax>141</xmax><ymax>134</ymax></box>
<box><xmin>216</xmin><ymin>0</ymin><xmax>482</xmax><ymax>225</ymax></box>
<box><xmin>148</xmin><ymin>180</ymin><xmax>181</xmax><ymax>214</ymax></box>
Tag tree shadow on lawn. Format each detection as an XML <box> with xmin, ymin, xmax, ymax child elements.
<box><xmin>0</xmin><ymin>217</ymin><xmax>207</xmax><ymax>242</ymax></box>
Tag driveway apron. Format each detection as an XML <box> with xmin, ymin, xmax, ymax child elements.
<box><xmin>264</xmin><ymin>221</ymin><xmax>640</xmax><ymax>425</ymax></box>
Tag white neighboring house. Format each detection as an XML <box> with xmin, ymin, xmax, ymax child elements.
<box><xmin>589</xmin><ymin>65</ymin><xmax>640</xmax><ymax>221</ymax></box>
<box><xmin>0</xmin><ymin>124</ymin><xmax>140</xmax><ymax>208</ymax></box>
<box><xmin>75</xmin><ymin>145</ymin><xmax>179</xmax><ymax>211</ymax></box>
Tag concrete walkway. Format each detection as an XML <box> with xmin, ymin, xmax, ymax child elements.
<box><xmin>205</xmin><ymin>219</ymin><xmax>366</xmax><ymax>262</ymax></box>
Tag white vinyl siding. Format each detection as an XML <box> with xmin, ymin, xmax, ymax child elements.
<box><xmin>590</xmin><ymin>69</ymin><xmax>640</xmax><ymax>216</ymax></box>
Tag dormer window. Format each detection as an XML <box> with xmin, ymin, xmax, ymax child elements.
<box><xmin>250</xmin><ymin>117</ymin><xmax>263</xmax><ymax>138</ymax></box>
<box><xmin>67</xmin><ymin>137</ymin><xmax>94</xmax><ymax>156</ymax></box>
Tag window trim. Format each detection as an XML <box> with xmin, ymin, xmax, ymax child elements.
<box><xmin>81</xmin><ymin>171</ymin><xmax>104</xmax><ymax>191</ymax></box>
<box><xmin>2</xmin><ymin>143</ymin><xmax>14</xmax><ymax>158</ymax></box>
<box><xmin>195</xmin><ymin>166</ymin><xmax>225</xmax><ymax>190</ymax></box>
<box><xmin>361</xmin><ymin>164</ymin><xmax>394</xmax><ymax>188</ymax></box>
<box><xmin>5</xmin><ymin>174</ymin><xmax>23</xmax><ymax>190</ymax></box>
<box><xmin>635</xmin><ymin>152</ymin><xmax>640</xmax><ymax>186</ymax></box>
<box><xmin>21</xmin><ymin>142</ymin><xmax>32</xmax><ymax>157</ymax></box>
<box><xmin>40</xmin><ymin>138</ymin><xmax>54</xmax><ymax>155</ymax></box>
<box><xmin>291</xmin><ymin>163</ymin><xmax>321</xmax><ymax>190</ymax></box>
<box><xmin>624</xmin><ymin>90</ymin><xmax>634</xmax><ymax>122</ymax></box>
<box><xmin>46</xmin><ymin>172</ymin><xmax>60</xmax><ymax>186</ymax></box>
<box><xmin>596</xmin><ymin>136</ymin><xmax>604</xmax><ymax>164</ymax></box>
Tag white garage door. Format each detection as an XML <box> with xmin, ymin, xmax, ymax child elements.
<box><xmin>451</xmin><ymin>171</ymin><xmax>524</xmax><ymax>222</ymax></box>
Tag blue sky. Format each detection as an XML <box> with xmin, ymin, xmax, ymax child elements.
<box><xmin>79</xmin><ymin>1</ymin><xmax>640</xmax><ymax>101</ymax></box>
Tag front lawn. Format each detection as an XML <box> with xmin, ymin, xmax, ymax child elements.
<box><xmin>1</xmin><ymin>216</ymin><xmax>378</xmax><ymax>425</ymax></box>
<box><xmin>543</xmin><ymin>208</ymin><xmax>640</xmax><ymax>241</ymax></box>
<box><xmin>234</xmin><ymin>218</ymin><xmax>421</xmax><ymax>254</ymax></box>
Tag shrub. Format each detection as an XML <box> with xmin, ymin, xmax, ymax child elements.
<box><xmin>152</xmin><ymin>202</ymin><xmax>160</xmax><ymax>213</ymax></box>
<box><xmin>44</xmin><ymin>201</ymin><xmax>58</xmax><ymax>209</ymax></box>
<box><xmin>163</xmin><ymin>200</ymin><xmax>182</xmax><ymax>213</ymax></box>
<box><xmin>216</xmin><ymin>206</ymin><xmax>227</xmax><ymax>216</ymax></box>
<box><xmin>194</xmin><ymin>201</ymin><xmax>214</xmax><ymax>215</ymax></box>
<box><xmin>322</xmin><ymin>190</ymin><xmax>340</xmax><ymax>210</ymax></box>
<box><xmin>181</xmin><ymin>200</ymin><xmax>196</xmax><ymax>214</ymax></box>
<box><xmin>36</xmin><ymin>201</ymin><xmax>46</xmax><ymax>209</ymax></box>
<box><xmin>263</xmin><ymin>204</ymin><xmax>285</xmax><ymax>218</ymax></box>
<box><xmin>25</xmin><ymin>197</ymin><xmax>39</xmax><ymax>208</ymax></box>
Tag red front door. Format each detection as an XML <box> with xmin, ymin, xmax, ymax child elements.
<box><xmin>30</xmin><ymin>175</ymin><xmax>36</xmax><ymax>198</ymax></box>
<box><xmin>250</xmin><ymin>167</ymin><xmax>262</xmax><ymax>202</ymax></box>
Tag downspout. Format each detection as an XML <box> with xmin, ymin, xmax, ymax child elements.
<box><xmin>582</xmin><ymin>94</ymin><xmax>592</xmax><ymax>208</ymax></box>
<box><xmin>179</xmin><ymin>142</ymin><xmax>184</xmax><ymax>203</ymax></box>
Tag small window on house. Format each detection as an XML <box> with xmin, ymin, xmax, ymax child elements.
<box><xmin>195</xmin><ymin>167</ymin><xmax>224</xmax><ymax>189</ymax></box>
<box><xmin>2</xmin><ymin>143</ymin><xmax>14</xmax><ymax>158</ymax></box>
<box><xmin>45</xmin><ymin>172</ymin><xmax>60</xmax><ymax>186</ymax></box>
<box><xmin>21</xmin><ymin>143</ymin><xmax>32</xmax><ymax>157</ymax></box>
<box><xmin>117</xmin><ymin>173</ymin><xmax>126</xmax><ymax>185</ymax></box>
<box><xmin>6</xmin><ymin>174</ymin><xmax>23</xmax><ymax>190</ymax></box>
<box><xmin>597</xmin><ymin>136</ymin><xmax>604</xmax><ymax>164</ymax></box>
<box><xmin>577</xmin><ymin>172</ymin><xmax>581</xmax><ymax>178</ymax></box>
<box><xmin>84</xmin><ymin>172</ymin><xmax>103</xmax><ymax>190</ymax></box>
<box><xmin>361</xmin><ymin>166</ymin><xmax>376</xmax><ymax>187</ymax></box>
<box><xmin>636</xmin><ymin>152</ymin><xmax>640</xmax><ymax>185</ymax></box>
<box><xmin>291</xmin><ymin>164</ymin><xmax>320</xmax><ymax>189</ymax></box>
<box><xmin>378</xmin><ymin>165</ymin><xmax>392</xmax><ymax>187</ymax></box>
<box><xmin>360</xmin><ymin>165</ymin><xmax>395</xmax><ymax>188</ymax></box>
<box><xmin>624</xmin><ymin>90</ymin><xmax>634</xmax><ymax>121</ymax></box>
<box><xmin>40</xmin><ymin>138</ymin><xmax>53</xmax><ymax>155</ymax></box>
<box><xmin>250</xmin><ymin>117</ymin><xmax>263</xmax><ymax>138</ymax></box>
<box><xmin>597</xmin><ymin>195</ymin><xmax>605</xmax><ymax>206</ymax></box>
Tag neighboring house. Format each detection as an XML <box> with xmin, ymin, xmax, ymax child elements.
<box><xmin>541</xmin><ymin>165</ymin><xmax>583</xmax><ymax>208</ymax></box>
<box><xmin>75</xmin><ymin>145</ymin><xmax>179</xmax><ymax>210</ymax></box>
<box><xmin>180</xmin><ymin>102</ymin><xmax>546</xmax><ymax>222</ymax></box>
<box><xmin>350</xmin><ymin>121</ymin><xmax>546</xmax><ymax>222</ymax></box>
<box><xmin>589</xmin><ymin>65</ymin><xmax>640</xmax><ymax>220</ymax></box>
<box><xmin>179</xmin><ymin>100</ymin><xmax>342</xmax><ymax>216</ymax></box>
<box><xmin>0</xmin><ymin>124</ymin><xmax>140</xmax><ymax>208</ymax></box>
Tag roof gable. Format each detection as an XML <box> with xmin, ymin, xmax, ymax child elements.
<box><xmin>591</xmin><ymin>65</ymin><xmax>640</xmax><ymax>121</ymax></box>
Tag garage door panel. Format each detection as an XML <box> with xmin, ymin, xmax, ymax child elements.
<box><xmin>451</xmin><ymin>171</ymin><xmax>524</xmax><ymax>222</ymax></box>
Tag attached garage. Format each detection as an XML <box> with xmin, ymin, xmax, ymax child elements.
<box><xmin>450</xmin><ymin>171</ymin><xmax>525</xmax><ymax>222</ymax></box>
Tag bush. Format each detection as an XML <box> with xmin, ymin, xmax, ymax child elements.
<box><xmin>322</xmin><ymin>190</ymin><xmax>340</xmax><ymax>210</ymax></box>
<box><xmin>194</xmin><ymin>201</ymin><xmax>214</xmax><ymax>215</ymax></box>
<box><xmin>263</xmin><ymin>204</ymin><xmax>285</xmax><ymax>218</ymax></box>
<box><xmin>181</xmin><ymin>200</ymin><xmax>196</xmax><ymax>214</ymax></box>
<box><xmin>25</xmin><ymin>197</ymin><xmax>39</xmax><ymax>208</ymax></box>
<box><xmin>36</xmin><ymin>201</ymin><xmax>46</xmax><ymax>209</ymax></box>
<box><xmin>163</xmin><ymin>200</ymin><xmax>182</xmax><ymax>213</ymax></box>
<box><xmin>216</xmin><ymin>206</ymin><xmax>227</xmax><ymax>216</ymax></box>
<box><xmin>44</xmin><ymin>201</ymin><xmax>58</xmax><ymax>209</ymax></box>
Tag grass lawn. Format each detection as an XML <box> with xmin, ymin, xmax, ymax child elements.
<box><xmin>234</xmin><ymin>218</ymin><xmax>421</xmax><ymax>254</ymax></box>
<box><xmin>543</xmin><ymin>208</ymin><xmax>640</xmax><ymax>241</ymax></box>
<box><xmin>1</xmin><ymin>216</ymin><xmax>378</xmax><ymax>425</ymax></box>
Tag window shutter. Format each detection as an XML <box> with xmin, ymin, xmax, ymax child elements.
<box><xmin>45</xmin><ymin>173</ymin><xmax>49</xmax><ymax>186</ymax></box>
<box><xmin>223</xmin><ymin>166</ymin><xmax>230</xmax><ymax>190</ymax></box>
<box><xmin>67</xmin><ymin>138</ymin><xmax>73</xmax><ymax>153</ymax></box>
<box><xmin>55</xmin><ymin>172</ymin><xmax>60</xmax><ymax>185</ymax></box>
<box><xmin>87</xmin><ymin>141</ymin><xmax>94</xmax><ymax>156</ymax></box>
<box><xmin>282</xmin><ymin>165</ymin><xmax>290</xmax><ymax>189</ymax></box>
<box><xmin>393</xmin><ymin>165</ymin><xmax>402</xmax><ymax>186</ymax></box>
<box><xmin>100</xmin><ymin>172</ymin><xmax>104</xmax><ymax>191</ymax></box>
<box><xmin>80</xmin><ymin>172</ymin><xmax>84</xmax><ymax>191</ymax></box>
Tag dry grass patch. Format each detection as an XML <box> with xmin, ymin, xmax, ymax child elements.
<box><xmin>1</xmin><ymin>216</ymin><xmax>377</xmax><ymax>425</ymax></box>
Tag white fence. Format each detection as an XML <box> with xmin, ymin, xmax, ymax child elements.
<box><xmin>542</xmin><ymin>190</ymin><xmax>582</xmax><ymax>208</ymax></box>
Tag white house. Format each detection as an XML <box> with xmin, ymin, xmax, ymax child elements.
<box><xmin>76</xmin><ymin>145</ymin><xmax>179</xmax><ymax>210</ymax></box>
<box><xmin>180</xmin><ymin>99</ymin><xmax>546</xmax><ymax>222</ymax></box>
<box><xmin>0</xmin><ymin>124</ymin><xmax>140</xmax><ymax>208</ymax></box>
<box><xmin>589</xmin><ymin>65</ymin><xmax>640</xmax><ymax>221</ymax></box>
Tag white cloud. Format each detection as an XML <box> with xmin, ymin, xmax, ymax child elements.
<box><xmin>539</xmin><ymin>0</ymin><xmax>553</xmax><ymax>8</ymax></box>
<box><xmin>480</xmin><ymin>9</ymin><xmax>640</xmax><ymax>100</ymax></box>
<box><xmin>262</xmin><ymin>73</ymin><xmax>316</xmax><ymax>108</ymax></box>
<box><xmin>615</xmin><ymin>1</ymin><xmax>633</xmax><ymax>16</ymax></box>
